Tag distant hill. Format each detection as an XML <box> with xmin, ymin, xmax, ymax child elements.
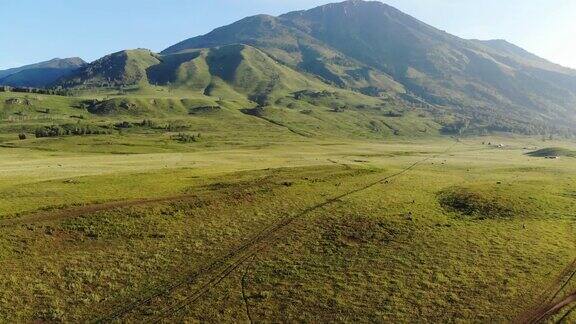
<box><xmin>0</xmin><ymin>58</ymin><xmax>86</xmax><ymax>88</ymax></box>
<box><xmin>57</xmin><ymin>44</ymin><xmax>381</xmax><ymax>108</ymax></box>
<box><xmin>150</xmin><ymin>44</ymin><xmax>354</xmax><ymax>103</ymax></box>
<box><xmin>55</xmin><ymin>49</ymin><xmax>160</xmax><ymax>89</ymax></box>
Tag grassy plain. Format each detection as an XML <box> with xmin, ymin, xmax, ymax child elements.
<box><xmin>0</xmin><ymin>129</ymin><xmax>575</xmax><ymax>322</ymax></box>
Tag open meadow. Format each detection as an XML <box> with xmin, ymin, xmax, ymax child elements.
<box><xmin>1</xmin><ymin>130</ymin><xmax>575</xmax><ymax>322</ymax></box>
<box><xmin>2</xmin><ymin>1</ymin><xmax>576</xmax><ymax>320</ymax></box>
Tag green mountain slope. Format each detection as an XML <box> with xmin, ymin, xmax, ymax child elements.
<box><xmin>56</xmin><ymin>49</ymin><xmax>161</xmax><ymax>89</ymax></box>
<box><xmin>36</xmin><ymin>0</ymin><xmax>576</xmax><ymax>135</ymax></box>
<box><xmin>58</xmin><ymin>43</ymin><xmax>387</xmax><ymax>109</ymax></box>
<box><xmin>163</xmin><ymin>14</ymin><xmax>404</xmax><ymax>96</ymax></box>
<box><xmin>49</xmin><ymin>43</ymin><xmax>436</xmax><ymax>139</ymax></box>
<box><xmin>151</xmin><ymin>44</ymin><xmax>341</xmax><ymax>103</ymax></box>
<box><xmin>0</xmin><ymin>58</ymin><xmax>86</xmax><ymax>88</ymax></box>
<box><xmin>164</xmin><ymin>0</ymin><xmax>576</xmax><ymax>134</ymax></box>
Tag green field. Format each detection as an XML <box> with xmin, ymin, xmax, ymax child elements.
<box><xmin>3</xmin><ymin>0</ymin><xmax>576</xmax><ymax>321</ymax></box>
<box><xmin>1</xmin><ymin>98</ymin><xmax>575</xmax><ymax>322</ymax></box>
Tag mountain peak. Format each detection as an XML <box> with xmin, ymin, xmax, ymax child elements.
<box><xmin>282</xmin><ymin>0</ymin><xmax>396</xmax><ymax>18</ymax></box>
<box><xmin>321</xmin><ymin>0</ymin><xmax>390</xmax><ymax>9</ymax></box>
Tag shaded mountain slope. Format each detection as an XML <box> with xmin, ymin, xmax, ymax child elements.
<box><xmin>0</xmin><ymin>58</ymin><xmax>86</xmax><ymax>88</ymax></box>
<box><xmin>56</xmin><ymin>49</ymin><xmax>161</xmax><ymax>89</ymax></box>
<box><xmin>151</xmin><ymin>44</ymin><xmax>343</xmax><ymax>104</ymax></box>
<box><xmin>58</xmin><ymin>44</ymin><xmax>384</xmax><ymax>109</ymax></box>
<box><xmin>163</xmin><ymin>14</ymin><xmax>404</xmax><ymax>95</ymax></box>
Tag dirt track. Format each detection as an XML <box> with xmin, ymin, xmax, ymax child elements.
<box><xmin>3</xmin><ymin>140</ymin><xmax>574</xmax><ymax>322</ymax></box>
<box><xmin>3</xmin><ymin>143</ymin><xmax>485</xmax><ymax>322</ymax></box>
<box><xmin>524</xmin><ymin>291</ymin><xmax>576</xmax><ymax>323</ymax></box>
<box><xmin>92</xmin><ymin>142</ymin><xmax>460</xmax><ymax>322</ymax></box>
<box><xmin>518</xmin><ymin>257</ymin><xmax>576</xmax><ymax>323</ymax></box>
<box><xmin>0</xmin><ymin>194</ymin><xmax>197</xmax><ymax>228</ymax></box>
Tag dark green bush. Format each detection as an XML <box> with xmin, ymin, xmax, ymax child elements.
<box><xmin>114</xmin><ymin>121</ymin><xmax>133</xmax><ymax>129</ymax></box>
<box><xmin>35</xmin><ymin>124</ymin><xmax>111</xmax><ymax>138</ymax></box>
<box><xmin>139</xmin><ymin>119</ymin><xmax>157</xmax><ymax>128</ymax></box>
<box><xmin>172</xmin><ymin>133</ymin><xmax>201</xmax><ymax>143</ymax></box>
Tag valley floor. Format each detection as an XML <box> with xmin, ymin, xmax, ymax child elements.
<box><xmin>0</xmin><ymin>136</ymin><xmax>575</xmax><ymax>322</ymax></box>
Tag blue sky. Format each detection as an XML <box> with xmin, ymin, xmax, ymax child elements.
<box><xmin>1</xmin><ymin>0</ymin><xmax>575</xmax><ymax>69</ymax></box>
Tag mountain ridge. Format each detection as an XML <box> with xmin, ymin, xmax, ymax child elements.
<box><xmin>0</xmin><ymin>57</ymin><xmax>86</xmax><ymax>88</ymax></box>
<box><xmin>6</xmin><ymin>0</ymin><xmax>576</xmax><ymax>135</ymax></box>
<box><xmin>159</xmin><ymin>0</ymin><xmax>576</xmax><ymax>133</ymax></box>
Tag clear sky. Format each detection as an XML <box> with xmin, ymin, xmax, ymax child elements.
<box><xmin>1</xmin><ymin>0</ymin><xmax>575</xmax><ymax>70</ymax></box>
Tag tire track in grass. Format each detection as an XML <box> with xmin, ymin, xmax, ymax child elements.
<box><xmin>1</xmin><ymin>142</ymin><xmax>455</xmax><ymax>322</ymax></box>
<box><xmin>518</xmin><ymin>257</ymin><xmax>576</xmax><ymax>323</ymax></box>
<box><xmin>241</xmin><ymin>257</ymin><xmax>256</xmax><ymax>324</ymax></box>
<box><xmin>526</xmin><ymin>291</ymin><xmax>576</xmax><ymax>324</ymax></box>
<box><xmin>118</xmin><ymin>142</ymin><xmax>458</xmax><ymax>323</ymax></box>
<box><xmin>0</xmin><ymin>195</ymin><xmax>195</xmax><ymax>227</ymax></box>
<box><xmin>556</xmin><ymin>303</ymin><xmax>576</xmax><ymax>323</ymax></box>
<box><xmin>534</xmin><ymin>258</ymin><xmax>576</xmax><ymax>306</ymax></box>
<box><xmin>0</xmin><ymin>175</ymin><xmax>281</xmax><ymax>227</ymax></box>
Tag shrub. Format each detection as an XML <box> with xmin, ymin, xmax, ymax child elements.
<box><xmin>331</xmin><ymin>105</ymin><xmax>347</xmax><ymax>113</ymax></box>
<box><xmin>167</xmin><ymin>122</ymin><xmax>190</xmax><ymax>131</ymax></box>
<box><xmin>384</xmin><ymin>111</ymin><xmax>404</xmax><ymax>117</ymax></box>
<box><xmin>35</xmin><ymin>124</ymin><xmax>111</xmax><ymax>138</ymax></box>
<box><xmin>18</xmin><ymin>133</ymin><xmax>27</xmax><ymax>140</ymax></box>
<box><xmin>172</xmin><ymin>133</ymin><xmax>200</xmax><ymax>143</ymax></box>
<box><xmin>139</xmin><ymin>119</ymin><xmax>158</xmax><ymax>128</ymax></box>
<box><xmin>114</xmin><ymin>121</ymin><xmax>133</xmax><ymax>129</ymax></box>
<box><xmin>35</xmin><ymin>126</ymin><xmax>64</xmax><ymax>138</ymax></box>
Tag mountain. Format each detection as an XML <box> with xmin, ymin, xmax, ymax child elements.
<box><xmin>54</xmin><ymin>43</ymin><xmax>432</xmax><ymax>139</ymax></box>
<box><xmin>152</xmin><ymin>44</ymin><xmax>319</xmax><ymax>101</ymax></box>
<box><xmin>0</xmin><ymin>57</ymin><xmax>86</xmax><ymax>88</ymax></box>
<box><xmin>58</xmin><ymin>44</ymin><xmax>377</xmax><ymax>106</ymax></box>
<box><xmin>164</xmin><ymin>0</ymin><xmax>576</xmax><ymax>134</ymax></box>
<box><xmin>46</xmin><ymin>0</ymin><xmax>576</xmax><ymax>135</ymax></box>
<box><xmin>56</xmin><ymin>49</ymin><xmax>160</xmax><ymax>89</ymax></box>
<box><xmin>162</xmin><ymin>13</ymin><xmax>405</xmax><ymax>96</ymax></box>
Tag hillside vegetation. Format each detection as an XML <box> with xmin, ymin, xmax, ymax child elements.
<box><xmin>4</xmin><ymin>1</ymin><xmax>576</xmax><ymax>136</ymax></box>
<box><xmin>56</xmin><ymin>49</ymin><xmax>160</xmax><ymax>89</ymax></box>
<box><xmin>164</xmin><ymin>0</ymin><xmax>576</xmax><ymax>135</ymax></box>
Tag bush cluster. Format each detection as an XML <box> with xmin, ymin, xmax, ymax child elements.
<box><xmin>114</xmin><ymin>121</ymin><xmax>133</xmax><ymax>129</ymax></box>
<box><xmin>0</xmin><ymin>86</ymin><xmax>70</xmax><ymax>96</ymax></box>
<box><xmin>172</xmin><ymin>133</ymin><xmax>201</xmax><ymax>143</ymax></box>
<box><xmin>113</xmin><ymin>120</ymin><xmax>189</xmax><ymax>131</ymax></box>
<box><xmin>35</xmin><ymin>124</ymin><xmax>111</xmax><ymax>138</ymax></box>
